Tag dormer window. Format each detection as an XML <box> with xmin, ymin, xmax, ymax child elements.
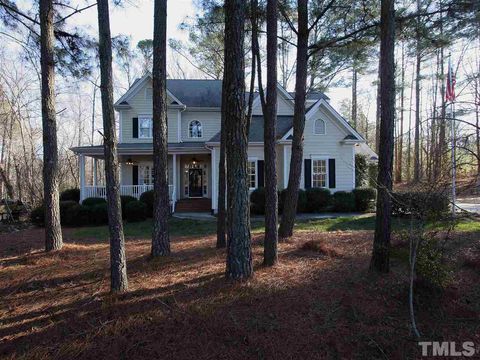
<box><xmin>314</xmin><ymin>119</ymin><xmax>326</xmax><ymax>135</ymax></box>
<box><xmin>189</xmin><ymin>120</ymin><xmax>203</xmax><ymax>138</ymax></box>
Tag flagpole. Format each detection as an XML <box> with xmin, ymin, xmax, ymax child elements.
<box><xmin>451</xmin><ymin>100</ymin><xmax>456</xmax><ymax>216</ymax></box>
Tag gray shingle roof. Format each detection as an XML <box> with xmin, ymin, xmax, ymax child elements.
<box><xmin>71</xmin><ymin>142</ymin><xmax>209</xmax><ymax>155</ymax></box>
<box><xmin>208</xmin><ymin>115</ymin><xmax>293</xmax><ymax>143</ymax></box>
<box><xmin>167</xmin><ymin>79</ymin><xmax>222</xmax><ymax>107</ymax></box>
<box><xmin>289</xmin><ymin>91</ymin><xmax>330</xmax><ymax>101</ymax></box>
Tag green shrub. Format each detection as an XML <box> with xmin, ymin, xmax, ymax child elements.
<box><xmin>353</xmin><ymin>187</ymin><xmax>377</xmax><ymax>212</ymax></box>
<box><xmin>60</xmin><ymin>201</ymin><xmax>79</xmax><ymax>224</ymax></box>
<box><xmin>60</xmin><ymin>188</ymin><xmax>80</xmax><ymax>202</ymax></box>
<box><xmin>139</xmin><ymin>190</ymin><xmax>154</xmax><ymax>217</ymax></box>
<box><xmin>278</xmin><ymin>188</ymin><xmax>307</xmax><ymax>213</ymax></box>
<box><xmin>82</xmin><ymin>197</ymin><xmax>107</xmax><ymax>207</ymax></box>
<box><xmin>91</xmin><ymin>203</ymin><xmax>109</xmax><ymax>225</ymax></box>
<box><xmin>355</xmin><ymin>154</ymin><xmax>368</xmax><ymax>187</ymax></box>
<box><xmin>305</xmin><ymin>188</ymin><xmax>332</xmax><ymax>212</ymax></box>
<box><xmin>121</xmin><ymin>195</ymin><xmax>137</xmax><ymax>218</ymax></box>
<box><xmin>124</xmin><ymin>200</ymin><xmax>147</xmax><ymax>222</ymax></box>
<box><xmin>30</xmin><ymin>206</ymin><xmax>44</xmax><ymax>226</ymax></box>
<box><xmin>416</xmin><ymin>236</ymin><xmax>453</xmax><ymax>289</ymax></box>
<box><xmin>333</xmin><ymin>191</ymin><xmax>356</xmax><ymax>212</ymax></box>
<box><xmin>368</xmin><ymin>162</ymin><xmax>378</xmax><ymax>188</ymax></box>
<box><xmin>250</xmin><ymin>187</ymin><xmax>266</xmax><ymax>214</ymax></box>
<box><xmin>391</xmin><ymin>191</ymin><xmax>449</xmax><ymax>220</ymax></box>
<box><xmin>63</xmin><ymin>204</ymin><xmax>92</xmax><ymax>226</ymax></box>
<box><xmin>297</xmin><ymin>189</ymin><xmax>307</xmax><ymax>213</ymax></box>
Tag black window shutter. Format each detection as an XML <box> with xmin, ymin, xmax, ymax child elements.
<box><xmin>257</xmin><ymin>160</ymin><xmax>264</xmax><ymax>188</ymax></box>
<box><xmin>328</xmin><ymin>159</ymin><xmax>336</xmax><ymax>189</ymax></box>
<box><xmin>132</xmin><ymin>117</ymin><xmax>138</xmax><ymax>138</ymax></box>
<box><xmin>304</xmin><ymin>159</ymin><xmax>311</xmax><ymax>189</ymax></box>
<box><xmin>132</xmin><ymin>165</ymin><xmax>138</xmax><ymax>185</ymax></box>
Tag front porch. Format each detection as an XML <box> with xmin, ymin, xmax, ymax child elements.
<box><xmin>72</xmin><ymin>143</ymin><xmax>216</xmax><ymax>213</ymax></box>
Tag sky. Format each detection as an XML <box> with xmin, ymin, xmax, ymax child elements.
<box><xmin>66</xmin><ymin>0</ymin><xmax>358</xmax><ymax>110</ymax></box>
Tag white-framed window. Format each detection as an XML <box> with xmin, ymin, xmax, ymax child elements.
<box><xmin>189</xmin><ymin>120</ymin><xmax>203</xmax><ymax>138</ymax></box>
<box><xmin>139</xmin><ymin>165</ymin><xmax>154</xmax><ymax>185</ymax></box>
<box><xmin>312</xmin><ymin>159</ymin><xmax>327</xmax><ymax>188</ymax></box>
<box><xmin>139</xmin><ymin>117</ymin><xmax>153</xmax><ymax>138</ymax></box>
<box><xmin>314</xmin><ymin>119</ymin><xmax>326</xmax><ymax>135</ymax></box>
<box><xmin>247</xmin><ymin>160</ymin><xmax>257</xmax><ymax>189</ymax></box>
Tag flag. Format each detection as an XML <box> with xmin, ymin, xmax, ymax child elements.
<box><xmin>446</xmin><ymin>58</ymin><xmax>456</xmax><ymax>102</ymax></box>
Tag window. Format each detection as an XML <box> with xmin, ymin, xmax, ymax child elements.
<box><xmin>247</xmin><ymin>161</ymin><xmax>257</xmax><ymax>189</ymax></box>
<box><xmin>139</xmin><ymin>165</ymin><xmax>154</xmax><ymax>185</ymax></box>
<box><xmin>312</xmin><ymin>159</ymin><xmax>327</xmax><ymax>188</ymax></box>
<box><xmin>139</xmin><ymin>117</ymin><xmax>152</xmax><ymax>138</ymax></box>
<box><xmin>314</xmin><ymin>119</ymin><xmax>326</xmax><ymax>135</ymax></box>
<box><xmin>189</xmin><ymin>120</ymin><xmax>202</xmax><ymax>138</ymax></box>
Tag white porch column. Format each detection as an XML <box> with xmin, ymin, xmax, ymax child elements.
<box><xmin>93</xmin><ymin>158</ymin><xmax>98</xmax><ymax>186</ymax></box>
<box><xmin>172</xmin><ymin>153</ymin><xmax>177</xmax><ymax>201</ymax></box>
<box><xmin>79</xmin><ymin>154</ymin><xmax>85</xmax><ymax>202</ymax></box>
<box><xmin>283</xmin><ymin>145</ymin><xmax>291</xmax><ymax>189</ymax></box>
<box><xmin>211</xmin><ymin>147</ymin><xmax>216</xmax><ymax>212</ymax></box>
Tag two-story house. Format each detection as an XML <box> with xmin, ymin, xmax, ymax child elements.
<box><xmin>71</xmin><ymin>73</ymin><xmax>369</xmax><ymax>213</ymax></box>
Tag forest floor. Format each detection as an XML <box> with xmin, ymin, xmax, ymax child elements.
<box><xmin>0</xmin><ymin>216</ymin><xmax>479</xmax><ymax>359</ymax></box>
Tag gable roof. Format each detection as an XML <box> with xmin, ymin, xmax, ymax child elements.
<box><xmin>208</xmin><ymin>115</ymin><xmax>294</xmax><ymax>143</ymax></box>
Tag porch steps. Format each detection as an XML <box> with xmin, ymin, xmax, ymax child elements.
<box><xmin>175</xmin><ymin>198</ymin><xmax>211</xmax><ymax>213</ymax></box>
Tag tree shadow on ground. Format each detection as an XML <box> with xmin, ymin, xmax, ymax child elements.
<box><xmin>0</xmin><ymin>227</ymin><xmax>478</xmax><ymax>359</ymax></box>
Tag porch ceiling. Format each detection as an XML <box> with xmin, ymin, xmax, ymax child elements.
<box><xmin>71</xmin><ymin>142</ymin><xmax>211</xmax><ymax>158</ymax></box>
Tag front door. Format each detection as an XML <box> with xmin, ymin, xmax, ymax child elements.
<box><xmin>188</xmin><ymin>168</ymin><xmax>203</xmax><ymax>197</ymax></box>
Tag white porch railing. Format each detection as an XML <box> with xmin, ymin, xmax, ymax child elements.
<box><xmin>82</xmin><ymin>185</ymin><xmax>176</xmax><ymax>211</ymax></box>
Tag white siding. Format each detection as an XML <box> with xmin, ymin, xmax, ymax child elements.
<box><xmin>302</xmin><ymin>105</ymin><xmax>355</xmax><ymax>192</ymax></box>
<box><xmin>181</xmin><ymin>111</ymin><xmax>221</xmax><ymax>142</ymax></box>
<box><xmin>119</xmin><ymin>80</ymin><xmax>180</xmax><ymax>143</ymax></box>
<box><xmin>252</xmin><ymin>95</ymin><xmax>294</xmax><ymax>116</ymax></box>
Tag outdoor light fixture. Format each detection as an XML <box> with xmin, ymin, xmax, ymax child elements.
<box><xmin>125</xmin><ymin>158</ymin><xmax>135</xmax><ymax>166</ymax></box>
<box><xmin>192</xmin><ymin>157</ymin><xmax>198</xmax><ymax>165</ymax></box>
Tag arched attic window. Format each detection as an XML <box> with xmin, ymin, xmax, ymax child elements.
<box><xmin>314</xmin><ymin>119</ymin><xmax>326</xmax><ymax>135</ymax></box>
<box><xmin>189</xmin><ymin>120</ymin><xmax>203</xmax><ymax>138</ymax></box>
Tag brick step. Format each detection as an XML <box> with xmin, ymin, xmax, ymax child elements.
<box><xmin>175</xmin><ymin>198</ymin><xmax>211</xmax><ymax>213</ymax></box>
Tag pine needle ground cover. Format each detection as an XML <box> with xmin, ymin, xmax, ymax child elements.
<box><xmin>0</xmin><ymin>218</ymin><xmax>479</xmax><ymax>359</ymax></box>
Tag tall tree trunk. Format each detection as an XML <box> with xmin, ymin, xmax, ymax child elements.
<box><xmin>437</xmin><ymin>48</ymin><xmax>446</xmax><ymax>177</ymax></box>
<box><xmin>351</xmin><ymin>68</ymin><xmax>358</xmax><ymax>128</ymax></box>
<box><xmin>370</xmin><ymin>0</ymin><xmax>395</xmax><ymax>273</ymax></box>
<box><xmin>375</xmin><ymin>63</ymin><xmax>381</xmax><ymax>154</ymax></box>
<box><xmin>429</xmin><ymin>51</ymin><xmax>440</xmax><ymax>181</ymax></box>
<box><xmin>262</xmin><ymin>0</ymin><xmax>278</xmax><ymax>266</ymax></box>
<box><xmin>406</xmin><ymin>64</ymin><xmax>414</xmax><ymax>182</ymax></box>
<box><xmin>278</xmin><ymin>0</ymin><xmax>308</xmax><ymax>239</ymax></box>
<box><xmin>97</xmin><ymin>0</ymin><xmax>128</xmax><ymax>292</ymax></box>
<box><xmin>216</xmin><ymin>82</ymin><xmax>227</xmax><ymax>248</ymax></box>
<box><xmin>224</xmin><ymin>0</ymin><xmax>252</xmax><ymax>280</ymax></box>
<box><xmin>395</xmin><ymin>42</ymin><xmax>405</xmax><ymax>183</ymax></box>
<box><xmin>40</xmin><ymin>0</ymin><xmax>62</xmax><ymax>251</ymax></box>
<box><xmin>413</xmin><ymin>0</ymin><xmax>421</xmax><ymax>183</ymax></box>
<box><xmin>152</xmin><ymin>0</ymin><xmax>170</xmax><ymax>257</ymax></box>
<box><xmin>476</xmin><ymin>34</ymin><xmax>480</xmax><ymax>185</ymax></box>
<box><xmin>436</xmin><ymin>0</ymin><xmax>446</xmax><ymax>179</ymax></box>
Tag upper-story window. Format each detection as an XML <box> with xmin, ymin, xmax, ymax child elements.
<box><xmin>189</xmin><ymin>120</ymin><xmax>203</xmax><ymax>138</ymax></box>
<box><xmin>139</xmin><ymin>117</ymin><xmax>153</xmax><ymax>138</ymax></box>
<box><xmin>314</xmin><ymin>119</ymin><xmax>326</xmax><ymax>135</ymax></box>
